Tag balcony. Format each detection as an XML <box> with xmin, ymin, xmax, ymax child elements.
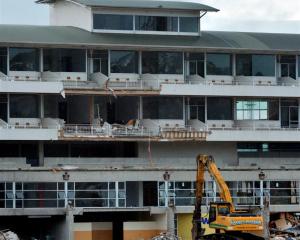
<box><xmin>0</xmin><ymin>72</ymin><xmax>64</xmax><ymax>94</ymax></box>
<box><xmin>59</xmin><ymin>120</ymin><xmax>209</xmax><ymax>141</ymax></box>
<box><xmin>0</xmin><ymin>118</ymin><xmax>61</xmax><ymax>140</ymax></box>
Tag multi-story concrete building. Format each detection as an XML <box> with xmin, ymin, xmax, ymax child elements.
<box><xmin>0</xmin><ymin>0</ymin><xmax>300</xmax><ymax>239</ymax></box>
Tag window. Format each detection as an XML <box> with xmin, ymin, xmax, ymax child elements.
<box><xmin>179</xmin><ymin>17</ymin><xmax>199</xmax><ymax>32</ymax></box>
<box><xmin>136</xmin><ymin>16</ymin><xmax>178</xmax><ymax>32</ymax></box>
<box><xmin>189</xmin><ymin>98</ymin><xmax>205</xmax><ymax>122</ymax></box>
<box><xmin>0</xmin><ymin>48</ymin><xmax>7</xmax><ymax>75</ymax></box>
<box><xmin>236</xmin><ymin>100</ymin><xmax>268</xmax><ymax>120</ymax></box>
<box><xmin>10</xmin><ymin>95</ymin><xmax>39</xmax><ymax>118</ymax></box>
<box><xmin>207</xmin><ymin>53</ymin><xmax>232</xmax><ymax>75</ymax></box>
<box><xmin>9</xmin><ymin>48</ymin><xmax>39</xmax><ymax>71</ymax></box>
<box><xmin>188</xmin><ymin>53</ymin><xmax>205</xmax><ymax>77</ymax></box>
<box><xmin>279</xmin><ymin>55</ymin><xmax>296</xmax><ymax>79</ymax></box>
<box><xmin>236</xmin><ymin>54</ymin><xmax>275</xmax><ymax>77</ymax></box>
<box><xmin>207</xmin><ymin>98</ymin><xmax>232</xmax><ymax>120</ymax></box>
<box><xmin>93</xmin><ymin>14</ymin><xmax>133</xmax><ymax>30</ymax></box>
<box><xmin>43</xmin><ymin>49</ymin><xmax>86</xmax><ymax>72</ymax></box>
<box><xmin>142</xmin><ymin>51</ymin><xmax>183</xmax><ymax>74</ymax></box>
<box><xmin>143</xmin><ymin>97</ymin><xmax>183</xmax><ymax>119</ymax></box>
<box><xmin>110</xmin><ymin>51</ymin><xmax>138</xmax><ymax>73</ymax></box>
<box><xmin>89</xmin><ymin>50</ymin><xmax>108</xmax><ymax>76</ymax></box>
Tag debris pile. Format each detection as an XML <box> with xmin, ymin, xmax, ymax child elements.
<box><xmin>151</xmin><ymin>232</ymin><xmax>181</xmax><ymax>240</ymax></box>
<box><xmin>270</xmin><ymin>213</ymin><xmax>300</xmax><ymax>240</ymax></box>
<box><xmin>0</xmin><ymin>230</ymin><xmax>19</xmax><ymax>240</ymax></box>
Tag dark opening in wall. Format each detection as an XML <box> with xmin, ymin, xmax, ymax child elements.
<box><xmin>44</xmin><ymin>142</ymin><xmax>138</xmax><ymax>158</ymax></box>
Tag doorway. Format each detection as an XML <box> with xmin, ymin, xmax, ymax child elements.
<box><xmin>58</xmin><ymin>102</ymin><xmax>68</xmax><ymax>122</ymax></box>
<box><xmin>281</xmin><ymin>100</ymin><xmax>298</xmax><ymax>128</ymax></box>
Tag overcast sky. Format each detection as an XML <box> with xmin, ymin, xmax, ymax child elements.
<box><xmin>0</xmin><ymin>0</ymin><xmax>300</xmax><ymax>33</ymax></box>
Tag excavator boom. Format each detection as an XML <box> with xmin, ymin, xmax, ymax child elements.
<box><xmin>192</xmin><ymin>154</ymin><xmax>264</xmax><ymax>240</ymax></box>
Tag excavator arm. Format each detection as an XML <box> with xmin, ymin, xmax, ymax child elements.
<box><xmin>193</xmin><ymin>155</ymin><xmax>235</xmax><ymax>239</ymax></box>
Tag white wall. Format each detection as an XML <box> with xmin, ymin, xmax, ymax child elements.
<box><xmin>138</xmin><ymin>142</ymin><xmax>238</xmax><ymax>167</ymax></box>
<box><xmin>50</xmin><ymin>1</ymin><xmax>92</xmax><ymax>31</ymax></box>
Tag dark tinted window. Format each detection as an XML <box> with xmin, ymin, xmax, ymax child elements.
<box><xmin>143</xmin><ymin>97</ymin><xmax>183</xmax><ymax>119</ymax></box>
<box><xmin>237</xmin><ymin>54</ymin><xmax>275</xmax><ymax>76</ymax></box>
<box><xmin>43</xmin><ymin>48</ymin><xmax>86</xmax><ymax>72</ymax></box>
<box><xmin>10</xmin><ymin>95</ymin><xmax>39</xmax><ymax>118</ymax></box>
<box><xmin>207</xmin><ymin>98</ymin><xmax>232</xmax><ymax>120</ymax></box>
<box><xmin>142</xmin><ymin>51</ymin><xmax>183</xmax><ymax>74</ymax></box>
<box><xmin>179</xmin><ymin>17</ymin><xmax>199</xmax><ymax>32</ymax></box>
<box><xmin>9</xmin><ymin>48</ymin><xmax>40</xmax><ymax>71</ymax></box>
<box><xmin>207</xmin><ymin>53</ymin><xmax>232</xmax><ymax>75</ymax></box>
<box><xmin>0</xmin><ymin>48</ymin><xmax>7</xmax><ymax>75</ymax></box>
<box><xmin>136</xmin><ymin>16</ymin><xmax>178</xmax><ymax>32</ymax></box>
<box><xmin>93</xmin><ymin>14</ymin><xmax>133</xmax><ymax>30</ymax></box>
<box><xmin>110</xmin><ymin>51</ymin><xmax>138</xmax><ymax>73</ymax></box>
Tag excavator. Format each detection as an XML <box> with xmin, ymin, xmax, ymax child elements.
<box><xmin>192</xmin><ymin>154</ymin><xmax>265</xmax><ymax>240</ymax></box>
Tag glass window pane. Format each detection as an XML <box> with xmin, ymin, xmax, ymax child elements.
<box><xmin>93</xmin><ymin>14</ymin><xmax>133</xmax><ymax>30</ymax></box>
<box><xmin>110</xmin><ymin>51</ymin><xmax>138</xmax><ymax>73</ymax></box>
<box><xmin>0</xmin><ymin>48</ymin><xmax>7</xmax><ymax>75</ymax></box>
<box><xmin>136</xmin><ymin>16</ymin><xmax>178</xmax><ymax>32</ymax></box>
<box><xmin>179</xmin><ymin>17</ymin><xmax>198</xmax><ymax>32</ymax></box>
<box><xmin>207</xmin><ymin>53</ymin><xmax>232</xmax><ymax>75</ymax></box>
<box><xmin>43</xmin><ymin>49</ymin><xmax>86</xmax><ymax>72</ymax></box>
<box><xmin>10</xmin><ymin>94</ymin><xmax>39</xmax><ymax>118</ymax></box>
<box><xmin>236</xmin><ymin>110</ymin><xmax>243</xmax><ymax>120</ymax></box>
<box><xmin>260</xmin><ymin>110</ymin><xmax>268</xmax><ymax>120</ymax></box>
<box><xmin>10</xmin><ymin>48</ymin><xmax>39</xmax><ymax>71</ymax></box>
<box><xmin>207</xmin><ymin>98</ymin><xmax>232</xmax><ymax>120</ymax></box>
<box><xmin>143</xmin><ymin>97</ymin><xmax>183</xmax><ymax>119</ymax></box>
<box><xmin>252</xmin><ymin>55</ymin><xmax>275</xmax><ymax>76</ymax></box>
<box><xmin>142</xmin><ymin>52</ymin><xmax>183</xmax><ymax>74</ymax></box>
<box><xmin>236</xmin><ymin>55</ymin><xmax>251</xmax><ymax>76</ymax></box>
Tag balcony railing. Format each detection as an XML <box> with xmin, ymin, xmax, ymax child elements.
<box><xmin>61</xmin><ymin>124</ymin><xmax>154</xmax><ymax>138</ymax></box>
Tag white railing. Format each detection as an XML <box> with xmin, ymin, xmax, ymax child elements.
<box><xmin>62</xmin><ymin>124</ymin><xmax>154</xmax><ymax>138</ymax></box>
<box><xmin>210</xmin><ymin>125</ymin><xmax>300</xmax><ymax>131</ymax></box>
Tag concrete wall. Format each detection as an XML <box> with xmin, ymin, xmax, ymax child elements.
<box><xmin>50</xmin><ymin>1</ymin><xmax>92</xmax><ymax>31</ymax></box>
<box><xmin>123</xmin><ymin>221</ymin><xmax>165</xmax><ymax>240</ymax></box>
<box><xmin>138</xmin><ymin>142</ymin><xmax>238</xmax><ymax>167</ymax></box>
<box><xmin>74</xmin><ymin>222</ymin><xmax>113</xmax><ymax>240</ymax></box>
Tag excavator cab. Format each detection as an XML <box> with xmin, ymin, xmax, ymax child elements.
<box><xmin>209</xmin><ymin>202</ymin><xmax>231</xmax><ymax>229</ymax></box>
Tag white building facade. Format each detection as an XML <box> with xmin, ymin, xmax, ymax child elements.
<box><xmin>0</xmin><ymin>0</ymin><xmax>299</xmax><ymax>239</ymax></box>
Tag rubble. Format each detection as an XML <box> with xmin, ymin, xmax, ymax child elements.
<box><xmin>270</xmin><ymin>213</ymin><xmax>300</xmax><ymax>240</ymax></box>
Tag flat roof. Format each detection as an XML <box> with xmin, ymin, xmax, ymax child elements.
<box><xmin>36</xmin><ymin>0</ymin><xmax>219</xmax><ymax>11</ymax></box>
<box><xmin>0</xmin><ymin>25</ymin><xmax>300</xmax><ymax>52</ymax></box>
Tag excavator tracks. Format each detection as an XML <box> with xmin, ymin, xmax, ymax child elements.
<box><xmin>200</xmin><ymin>232</ymin><xmax>265</xmax><ymax>240</ymax></box>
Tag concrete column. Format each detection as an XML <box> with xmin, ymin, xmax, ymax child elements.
<box><xmin>166</xmin><ymin>207</ymin><xmax>175</xmax><ymax>234</ymax></box>
<box><xmin>38</xmin><ymin>141</ymin><xmax>44</xmax><ymax>167</ymax></box>
<box><xmin>88</xmin><ymin>95</ymin><xmax>94</xmax><ymax>124</ymax></box>
<box><xmin>298</xmin><ymin>99</ymin><xmax>300</xmax><ymax>128</ymax></box>
<box><xmin>66</xmin><ymin>206</ymin><xmax>74</xmax><ymax>240</ymax></box>
<box><xmin>138</xmin><ymin>181</ymin><xmax>143</xmax><ymax>207</ymax></box>
<box><xmin>40</xmin><ymin>94</ymin><xmax>44</xmax><ymax>119</ymax></box>
<box><xmin>116</xmin><ymin>181</ymin><xmax>119</xmax><ymax>208</ymax></box>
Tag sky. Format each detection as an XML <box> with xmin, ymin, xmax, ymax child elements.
<box><xmin>0</xmin><ymin>0</ymin><xmax>300</xmax><ymax>33</ymax></box>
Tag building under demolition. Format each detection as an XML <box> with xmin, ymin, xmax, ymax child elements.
<box><xmin>0</xmin><ymin>0</ymin><xmax>300</xmax><ymax>239</ymax></box>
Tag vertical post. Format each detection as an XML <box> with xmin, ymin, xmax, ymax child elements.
<box><xmin>138</xmin><ymin>181</ymin><xmax>143</xmax><ymax>207</ymax></box>
<box><xmin>164</xmin><ymin>180</ymin><xmax>168</xmax><ymax>208</ymax></box>
<box><xmin>40</xmin><ymin>94</ymin><xmax>44</xmax><ymax>119</ymax></box>
<box><xmin>232</xmin><ymin>53</ymin><xmax>236</xmax><ymax>78</ymax></box>
<box><xmin>213</xmin><ymin>181</ymin><xmax>217</xmax><ymax>202</ymax></box>
<box><xmin>64</xmin><ymin>181</ymin><xmax>68</xmax><ymax>207</ymax></box>
<box><xmin>40</xmin><ymin>48</ymin><xmax>43</xmax><ymax>77</ymax></box>
<box><xmin>7</xmin><ymin>93</ymin><xmax>10</xmax><ymax>124</ymax></box>
<box><xmin>7</xmin><ymin>47</ymin><xmax>9</xmax><ymax>77</ymax></box>
<box><xmin>204</xmin><ymin>96</ymin><xmax>208</xmax><ymax>123</ymax></box>
<box><xmin>12</xmin><ymin>182</ymin><xmax>16</xmax><ymax>209</ymax></box>
<box><xmin>38</xmin><ymin>141</ymin><xmax>44</xmax><ymax>167</ymax></box>
<box><xmin>116</xmin><ymin>181</ymin><xmax>119</xmax><ymax>208</ymax></box>
<box><xmin>296</xmin><ymin>55</ymin><xmax>298</xmax><ymax>84</ymax></box>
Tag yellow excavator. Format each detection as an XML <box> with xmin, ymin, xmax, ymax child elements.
<box><xmin>192</xmin><ymin>154</ymin><xmax>265</xmax><ymax>240</ymax></box>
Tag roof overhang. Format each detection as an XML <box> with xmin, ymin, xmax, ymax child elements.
<box><xmin>36</xmin><ymin>0</ymin><xmax>219</xmax><ymax>12</ymax></box>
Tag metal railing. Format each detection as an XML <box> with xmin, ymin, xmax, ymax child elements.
<box><xmin>62</xmin><ymin>124</ymin><xmax>154</xmax><ymax>138</ymax></box>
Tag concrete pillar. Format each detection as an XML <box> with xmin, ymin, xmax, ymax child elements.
<box><xmin>66</xmin><ymin>206</ymin><xmax>74</xmax><ymax>240</ymax></box>
<box><xmin>138</xmin><ymin>181</ymin><xmax>143</xmax><ymax>207</ymax></box>
<box><xmin>38</xmin><ymin>141</ymin><xmax>44</xmax><ymax>167</ymax></box>
<box><xmin>88</xmin><ymin>95</ymin><xmax>94</xmax><ymax>124</ymax></box>
<box><xmin>166</xmin><ymin>207</ymin><xmax>175</xmax><ymax>234</ymax></box>
<box><xmin>40</xmin><ymin>94</ymin><xmax>44</xmax><ymax>119</ymax></box>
